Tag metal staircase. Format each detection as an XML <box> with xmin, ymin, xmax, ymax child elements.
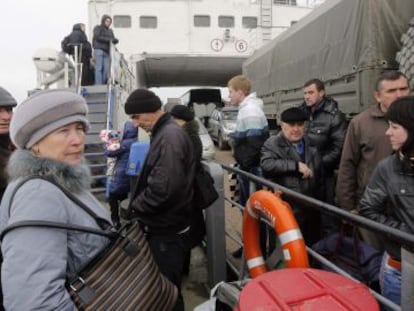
<box><xmin>81</xmin><ymin>85</ymin><xmax>110</xmax><ymax>196</ymax></box>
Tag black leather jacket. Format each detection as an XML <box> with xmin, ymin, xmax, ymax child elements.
<box><xmin>299</xmin><ymin>97</ymin><xmax>347</xmax><ymax>172</ymax></box>
<box><xmin>360</xmin><ymin>154</ymin><xmax>414</xmax><ymax>260</ymax></box>
<box><xmin>128</xmin><ymin>113</ymin><xmax>196</xmax><ymax>234</ymax></box>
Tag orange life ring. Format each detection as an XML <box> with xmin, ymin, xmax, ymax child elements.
<box><xmin>242</xmin><ymin>190</ymin><xmax>309</xmax><ymax>278</ymax></box>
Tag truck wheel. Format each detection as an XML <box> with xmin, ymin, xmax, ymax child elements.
<box><xmin>396</xmin><ymin>17</ymin><xmax>414</xmax><ymax>89</ymax></box>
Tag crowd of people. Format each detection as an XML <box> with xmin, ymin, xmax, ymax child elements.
<box><xmin>229</xmin><ymin>72</ymin><xmax>412</xmax><ymax>308</ymax></box>
<box><xmin>0</xmin><ymin>69</ymin><xmax>412</xmax><ymax>309</ymax></box>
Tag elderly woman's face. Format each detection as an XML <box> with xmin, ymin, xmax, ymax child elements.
<box><xmin>33</xmin><ymin>122</ymin><xmax>85</xmax><ymax>165</ymax></box>
<box><xmin>386</xmin><ymin>121</ymin><xmax>408</xmax><ymax>151</ymax></box>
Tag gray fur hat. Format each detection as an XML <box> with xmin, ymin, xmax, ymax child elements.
<box><xmin>10</xmin><ymin>89</ymin><xmax>90</xmax><ymax>149</ymax></box>
<box><xmin>0</xmin><ymin>87</ymin><xmax>17</xmax><ymax>107</ymax></box>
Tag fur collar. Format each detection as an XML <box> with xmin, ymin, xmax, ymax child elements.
<box><xmin>7</xmin><ymin>149</ymin><xmax>91</xmax><ymax>193</ymax></box>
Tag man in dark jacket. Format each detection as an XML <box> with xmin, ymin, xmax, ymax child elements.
<box><xmin>92</xmin><ymin>15</ymin><xmax>119</xmax><ymax>85</ymax></box>
<box><xmin>0</xmin><ymin>87</ymin><xmax>16</xmax><ymax>202</ymax></box>
<box><xmin>124</xmin><ymin>89</ymin><xmax>196</xmax><ymax>311</ymax></box>
<box><xmin>63</xmin><ymin>23</ymin><xmax>94</xmax><ymax>85</ymax></box>
<box><xmin>0</xmin><ymin>86</ymin><xmax>16</xmax><ymax>311</ymax></box>
<box><xmin>299</xmin><ymin>78</ymin><xmax>347</xmax><ymax>234</ymax></box>
<box><xmin>261</xmin><ymin>107</ymin><xmax>323</xmax><ymax>245</ymax></box>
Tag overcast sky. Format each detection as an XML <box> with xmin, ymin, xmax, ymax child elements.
<box><xmin>0</xmin><ymin>1</ymin><xmax>92</xmax><ymax>102</ymax></box>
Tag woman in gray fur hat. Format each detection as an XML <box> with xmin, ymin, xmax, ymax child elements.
<box><xmin>0</xmin><ymin>89</ymin><xmax>112</xmax><ymax>310</ymax></box>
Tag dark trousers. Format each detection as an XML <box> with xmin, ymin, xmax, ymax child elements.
<box><xmin>108</xmin><ymin>193</ymin><xmax>127</xmax><ymax>225</ymax></box>
<box><xmin>237</xmin><ymin>166</ymin><xmax>262</xmax><ymax>207</ymax></box>
<box><xmin>321</xmin><ymin>173</ymin><xmax>340</xmax><ymax>236</ymax></box>
<box><xmin>147</xmin><ymin>232</ymin><xmax>188</xmax><ymax>311</ymax></box>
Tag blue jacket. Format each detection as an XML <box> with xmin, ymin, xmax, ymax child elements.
<box><xmin>105</xmin><ymin>122</ymin><xmax>138</xmax><ymax>196</ymax></box>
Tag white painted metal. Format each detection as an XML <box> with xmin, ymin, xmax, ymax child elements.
<box><xmin>87</xmin><ymin>0</ymin><xmax>321</xmax><ymax>87</ymax></box>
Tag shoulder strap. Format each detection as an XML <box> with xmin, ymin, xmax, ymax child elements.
<box><xmin>1</xmin><ymin>175</ymin><xmax>114</xmax><ymax>241</ymax></box>
<box><xmin>0</xmin><ymin>220</ymin><xmax>115</xmax><ymax>241</ymax></box>
<box><xmin>10</xmin><ymin>175</ymin><xmax>110</xmax><ymax>228</ymax></box>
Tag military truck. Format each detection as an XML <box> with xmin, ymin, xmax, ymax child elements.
<box><xmin>243</xmin><ymin>0</ymin><xmax>414</xmax><ymax>125</ymax></box>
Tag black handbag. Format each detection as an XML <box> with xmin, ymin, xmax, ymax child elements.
<box><xmin>193</xmin><ymin>165</ymin><xmax>219</xmax><ymax>210</ymax></box>
<box><xmin>311</xmin><ymin>226</ymin><xmax>382</xmax><ymax>287</ymax></box>
<box><xmin>1</xmin><ymin>176</ymin><xmax>178</xmax><ymax>310</ymax></box>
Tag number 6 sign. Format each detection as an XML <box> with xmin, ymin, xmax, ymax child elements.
<box><xmin>235</xmin><ymin>40</ymin><xmax>248</xmax><ymax>53</ymax></box>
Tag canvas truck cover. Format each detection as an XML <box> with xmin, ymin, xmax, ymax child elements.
<box><xmin>243</xmin><ymin>0</ymin><xmax>414</xmax><ymax>118</ymax></box>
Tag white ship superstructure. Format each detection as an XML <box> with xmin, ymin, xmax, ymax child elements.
<box><xmin>88</xmin><ymin>0</ymin><xmax>322</xmax><ymax>87</ymax></box>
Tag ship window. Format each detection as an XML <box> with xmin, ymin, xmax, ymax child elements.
<box><xmin>242</xmin><ymin>17</ymin><xmax>257</xmax><ymax>29</ymax></box>
<box><xmin>140</xmin><ymin>16</ymin><xmax>157</xmax><ymax>29</ymax></box>
<box><xmin>194</xmin><ymin>15</ymin><xmax>210</xmax><ymax>27</ymax></box>
<box><xmin>273</xmin><ymin>0</ymin><xmax>297</xmax><ymax>5</ymax></box>
<box><xmin>218</xmin><ymin>16</ymin><xmax>234</xmax><ymax>28</ymax></box>
<box><xmin>113</xmin><ymin>15</ymin><xmax>131</xmax><ymax>28</ymax></box>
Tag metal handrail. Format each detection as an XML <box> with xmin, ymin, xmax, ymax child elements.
<box><xmin>220</xmin><ymin>163</ymin><xmax>412</xmax><ymax>310</ymax></box>
<box><xmin>221</xmin><ymin>163</ymin><xmax>414</xmax><ymax>250</ymax></box>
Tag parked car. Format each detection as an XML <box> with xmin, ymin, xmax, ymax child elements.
<box><xmin>208</xmin><ymin>106</ymin><xmax>237</xmax><ymax>150</ymax></box>
<box><xmin>196</xmin><ymin>117</ymin><xmax>216</xmax><ymax>160</ymax></box>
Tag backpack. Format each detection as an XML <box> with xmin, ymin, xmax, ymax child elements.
<box><xmin>61</xmin><ymin>35</ymin><xmax>73</xmax><ymax>54</ymax></box>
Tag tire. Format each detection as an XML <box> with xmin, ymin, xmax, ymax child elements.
<box><xmin>396</xmin><ymin>17</ymin><xmax>414</xmax><ymax>90</ymax></box>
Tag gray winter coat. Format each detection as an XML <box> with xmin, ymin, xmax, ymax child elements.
<box><xmin>0</xmin><ymin>150</ymin><xmax>111</xmax><ymax>310</ymax></box>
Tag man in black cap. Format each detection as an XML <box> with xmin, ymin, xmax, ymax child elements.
<box><xmin>124</xmin><ymin>89</ymin><xmax>196</xmax><ymax>311</ymax></box>
<box><xmin>261</xmin><ymin>107</ymin><xmax>324</xmax><ymax>245</ymax></box>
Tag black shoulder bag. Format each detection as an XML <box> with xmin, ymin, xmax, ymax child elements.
<box><xmin>193</xmin><ymin>165</ymin><xmax>219</xmax><ymax>210</ymax></box>
<box><xmin>1</xmin><ymin>176</ymin><xmax>178</xmax><ymax>311</ymax></box>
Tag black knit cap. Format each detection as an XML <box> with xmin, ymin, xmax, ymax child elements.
<box><xmin>386</xmin><ymin>96</ymin><xmax>414</xmax><ymax>153</ymax></box>
<box><xmin>124</xmin><ymin>88</ymin><xmax>162</xmax><ymax>115</ymax></box>
<box><xmin>0</xmin><ymin>87</ymin><xmax>17</xmax><ymax>107</ymax></box>
<box><xmin>281</xmin><ymin>107</ymin><xmax>308</xmax><ymax>123</ymax></box>
<box><xmin>170</xmin><ymin>105</ymin><xmax>194</xmax><ymax>122</ymax></box>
